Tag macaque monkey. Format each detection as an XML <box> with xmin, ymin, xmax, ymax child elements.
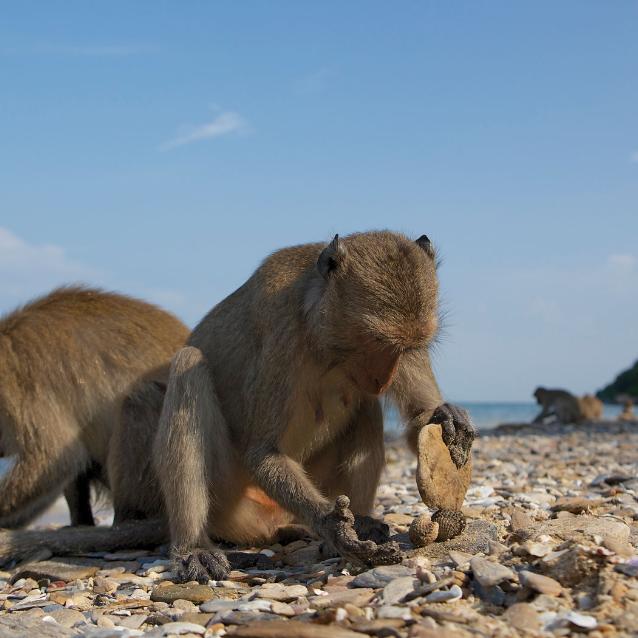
<box><xmin>532</xmin><ymin>387</ymin><xmax>583</xmax><ymax>424</ymax></box>
<box><xmin>0</xmin><ymin>233</ymin><xmax>474</xmax><ymax>577</ymax></box>
<box><xmin>0</xmin><ymin>287</ymin><xmax>188</xmax><ymax>528</ymax></box>
<box><xmin>579</xmin><ymin>394</ymin><xmax>603</xmax><ymax>421</ymax></box>
<box><xmin>619</xmin><ymin>399</ymin><xmax>635</xmax><ymax>422</ymax></box>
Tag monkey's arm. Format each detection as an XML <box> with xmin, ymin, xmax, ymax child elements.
<box><xmin>245</xmin><ymin>438</ymin><xmax>395</xmax><ymax>564</ymax></box>
<box><xmin>391</xmin><ymin>350</ymin><xmax>475</xmax><ymax>468</ymax></box>
<box><xmin>532</xmin><ymin>404</ymin><xmax>553</xmax><ymax>423</ymax></box>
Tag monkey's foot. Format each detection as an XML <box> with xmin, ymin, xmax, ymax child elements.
<box><xmin>172</xmin><ymin>547</ymin><xmax>230</xmax><ymax>584</ymax></box>
<box><xmin>322</xmin><ymin>496</ymin><xmax>402</xmax><ymax>567</ymax></box>
<box><xmin>431</xmin><ymin>403</ymin><xmax>476</xmax><ymax>468</ymax></box>
<box><xmin>354</xmin><ymin>514</ymin><xmax>391</xmax><ymax>544</ymax></box>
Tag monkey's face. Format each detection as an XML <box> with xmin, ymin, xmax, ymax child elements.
<box><xmin>316</xmin><ymin>231</ymin><xmax>440</xmax><ymax>396</ymax></box>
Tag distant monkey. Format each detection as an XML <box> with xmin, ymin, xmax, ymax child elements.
<box><xmin>619</xmin><ymin>399</ymin><xmax>635</xmax><ymax>422</ymax></box>
<box><xmin>532</xmin><ymin>387</ymin><xmax>583</xmax><ymax>424</ymax></box>
<box><xmin>0</xmin><ymin>287</ymin><xmax>188</xmax><ymax>528</ymax></box>
<box><xmin>0</xmin><ymin>233</ymin><xmax>475</xmax><ymax>577</ymax></box>
<box><xmin>578</xmin><ymin>394</ymin><xmax>603</xmax><ymax>421</ymax></box>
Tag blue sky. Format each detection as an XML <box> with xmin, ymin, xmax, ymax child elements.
<box><xmin>1</xmin><ymin>2</ymin><xmax>637</xmax><ymax>401</ymax></box>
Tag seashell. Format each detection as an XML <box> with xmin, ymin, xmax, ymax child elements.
<box><xmin>432</xmin><ymin>509</ymin><xmax>466</xmax><ymax>541</ymax></box>
<box><xmin>409</xmin><ymin>514</ymin><xmax>439</xmax><ymax>547</ymax></box>
<box><xmin>424</xmin><ymin>584</ymin><xmax>463</xmax><ymax>603</ymax></box>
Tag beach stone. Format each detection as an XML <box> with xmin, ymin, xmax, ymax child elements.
<box><xmin>509</xmin><ymin>508</ymin><xmax>533</xmax><ymax>532</ymax></box>
<box><xmin>411</xmin><ymin>520</ymin><xmax>498</xmax><ymax>559</ymax></box>
<box><xmin>199</xmin><ymin>598</ymin><xmax>239</xmax><ymax>613</ymax></box>
<box><xmin>112</xmin><ymin>614</ymin><xmax>147</xmax><ymax>629</ymax></box>
<box><xmin>503</xmin><ymin>603</ymin><xmax>541</xmax><ymax>633</ymax></box>
<box><xmin>352</xmin><ymin>564</ymin><xmax>413</xmax><ymax>588</ymax></box>
<box><xmin>528</xmin><ymin>515</ymin><xmax>630</xmax><ymax>545</ymax></box>
<box><xmin>382</xmin><ymin>576</ymin><xmax>419</xmax><ymax>604</ymax></box>
<box><xmin>237</xmin><ymin>600</ymin><xmax>274</xmax><ymax>613</ymax></box>
<box><xmin>150</xmin><ymin>583</ymin><xmax>216</xmax><ymax>604</ymax></box>
<box><xmin>377</xmin><ymin>605</ymin><xmax>414</xmax><ymax>620</ymax></box>
<box><xmin>519</xmin><ymin>570</ymin><xmax>562</xmax><ymax>596</ymax></box>
<box><xmin>179</xmin><ymin>612</ymin><xmax>213</xmax><ymax>626</ymax></box>
<box><xmin>270</xmin><ymin>601</ymin><xmax>295</xmax><ymax>616</ymax></box>
<box><xmin>47</xmin><ymin>608</ymin><xmax>88</xmax><ymax>627</ymax></box>
<box><xmin>232</xmin><ymin>620</ymin><xmax>364</xmax><ymax>637</ymax></box>
<box><xmin>12</xmin><ymin>559</ymin><xmax>99</xmax><ymax>583</ymax></box>
<box><xmin>254</xmin><ymin>582</ymin><xmax>308</xmax><ymax>601</ymax></box>
<box><xmin>551</xmin><ymin>497</ymin><xmax>604</xmax><ymax>514</ymax></box>
<box><xmin>152</xmin><ymin>621</ymin><xmax>207</xmax><ymax>635</ymax></box>
<box><xmin>309</xmin><ymin>588</ymin><xmax>375</xmax><ymax>609</ymax></box>
<box><xmin>472</xmin><ymin>582</ymin><xmax>505</xmax><ymax>606</ymax></box>
<box><xmin>283</xmin><ymin>545</ymin><xmax>321</xmax><ymax>566</ymax></box>
<box><xmin>470</xmin><ymin>557</ymin><xmax>515</xmax><ymax>587</ymax></box>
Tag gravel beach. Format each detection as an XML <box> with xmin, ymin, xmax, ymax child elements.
<box><xmin>2</xmin><ymin>419</ymin><xmax>638</xmax><ymax>637</ymax></box>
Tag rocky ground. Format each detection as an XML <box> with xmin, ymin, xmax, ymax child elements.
<box><xmin>2</xmin><ymin>419</ymin><xmax>638</xmax><ymax>637</ymax></box>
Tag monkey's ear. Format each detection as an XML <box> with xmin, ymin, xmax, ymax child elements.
<box><xmin>415</xmin><ymin>234</ymin><xmax>435</xmax><ymax>259</ymax></box>
<box><xmin>317</xmin><ymin>234</ymin><xmax>345</xmax><ymax>279</ymax></box>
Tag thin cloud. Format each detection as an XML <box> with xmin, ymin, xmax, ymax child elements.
<box><xmin>608</xmin><ymin>253</ymin><xmax>636</xmax><ymax>272</ymax></box>
<box><xmin>0</xmin><ymin>227</ymin><xmax>98</xmax><ymax>308</ymax></box>
<box><xmin>160</xmin><ymin>111</ymin><xmax>248</xmax><ymax>151</ymax></box>
<box><xmin>630</xmin><ymin>151</ymin><xmax>638</xmax><ymax>163</ymax></box>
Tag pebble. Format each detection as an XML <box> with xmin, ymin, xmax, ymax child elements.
<box><xmin>382</xmin><ymin>576</ymin><xmax>419</xmax><ymax>604</ymax></box>
<box><xmin>351</xmin><ymin>565</ymin><xmax>413</xmax><ymax>588</ymax></box>
<box><xmin>519</xmin><ymin>570</ymin><xmax>562</xmax><ymax>596</ymax></box>
<box><xmin>424</xmin><ymin>585</ymin><xmax>463</xmax><ymax>603</ymax></box>
<box><xmin>254</xmin><ymin>582</ymin><xmax>308</xmax><ymax>601</ymax></box>
<box><xmin>149</xmin><ymin>584</ymin><xmax>215</xmax><ymax>604</ymax></box>
<box><xmin>469</xmin><ymin>557</ymin><xmax>516</xmax><ymax>587</ymax></box>
<box><xmin>565</xmin><ymin>611</ymin><xmax>598</xmax><ymax>629</ymax></box>
<box><xmin>503</xmin><ymin>602</ymin><xmax>541</xmax><ymax>633</ymax></box>
<box><xmin>3</xmin><ymin>420</ymin><xmax>638</xmax><ymax>637</ymax></box>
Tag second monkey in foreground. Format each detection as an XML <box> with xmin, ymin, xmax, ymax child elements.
<box><xmin>0</xmin><ymin>231</ymin><xmax>475</xmax><ymax>578</ymax></box>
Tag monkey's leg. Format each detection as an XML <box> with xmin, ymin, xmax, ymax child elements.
<box><xmin>64</xmin><ymin>469</ymin><xmax>95</xmax><ymax>526</ymax></box>
<box><xmin>306</xmin><ymin>399</ymin><xmax>389</xmax><ymax>543</ymax></box>
<box><xmin>153</xmin><ymin>347</ymin><xmax>233</xmax><ymax>583</ymax></box>
<box><xmin>109</xmin><ymin>381</ymin><xmax>166</xmax><ymax>525</ymax></box>
<box><xmin>0</xmin><ymin>436</ymin><xmax>90</xmax><ymax>529</ymax></box>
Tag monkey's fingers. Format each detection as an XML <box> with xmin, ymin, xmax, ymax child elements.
<box><xmin>369</xmin><ymin>540</ymin><xmax>403</xmax><ymax>566</ymax></box>
<box><xmin>354</xmin><ymin>514</ymin><xmax>391</xmax><ymax>544</ymax></box>
<box><xmin>431</xmin><ymin>403</ymin><xmax>476</xmax><ymax>469</ymax></box>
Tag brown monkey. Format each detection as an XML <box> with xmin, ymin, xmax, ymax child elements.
<box><xmin>532</xmin><ymin>387</ymin><xmax>583</xmax><ymax>424</ymax></box>
<box><xmin>0</xmin><ymin>286</ymin><xmax>188</xmax><ymax>528</ymax></box>
<box><xmin>0</xmin><ymin>233</ymin><xmax>474</xmax><ymax>576</ymax></box>
<box><xmin>578</xmin><ymin>394</ymin><xmax>603</xmax><ymax>421</ymax></box>
<box><xmin>619</xmin><ymin>399</ymin><xmax>635</xmax><ymax>422</ymax></box>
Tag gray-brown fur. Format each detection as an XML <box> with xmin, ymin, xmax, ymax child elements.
<box><xmin>0</xmin><ymin>232</ymin><xmax>475</xmax><ymax>576</ymax></box>
<box><xmin>0</xmin><ymin>286</ymin><xmax>188</xmax><ymax>528</ymax></box>
<box><xmin>151</xmin><ymin>230</ymin><xmax>474</xmax><ymax>581</ymax></box>
<box><xmin>533</xmin><ymin>387</ymin><xmax>584</xmax><ymax>424</ymax></box>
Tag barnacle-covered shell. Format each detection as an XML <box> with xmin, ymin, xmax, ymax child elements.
<box><xmin>409</xmin><ymin>514</ymin><xmax>439</xmax><ymax>547</ymax></box>
<box><xmin>432</xmin><ymin>509</ymin><xmax>466</xmax><ymax>541</ymax></box>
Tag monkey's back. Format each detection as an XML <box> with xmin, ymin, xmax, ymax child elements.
<box><xmin>0</xmin><ymin>286</ymin><xmax>189</xmax><ymax>460</ymax></box>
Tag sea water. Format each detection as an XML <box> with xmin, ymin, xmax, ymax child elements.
<box><xmin>384</xmin><ymin>401</ymin><xmax>624</xmax><ymax>432</ymax></box>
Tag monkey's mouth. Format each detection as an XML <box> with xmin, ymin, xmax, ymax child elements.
<box><xmin>348</xmin><ymin>348</ymin><xmax>401</xmax><ymax>396</ymax></box>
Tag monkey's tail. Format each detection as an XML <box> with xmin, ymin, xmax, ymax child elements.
<box><xmin>0</xmin><ymin>519</ymin><xmax>168</xmax><ymax>567</ymax></box>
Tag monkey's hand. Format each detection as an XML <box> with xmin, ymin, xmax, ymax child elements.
<box><xmin>172</xmin><ymin>546</ymin><xmax>230</xmax><ymax>584</ymax></box>
<box><xmin>354</xmin><ymin>514</ymin><xmax>391</xmax><ymax>544</ymax></box>
<box><xmin>430</xmin><ymin>403</ymin><xmax>476</xmax><ymax>469</ymax></box>
<box><xmin>320</xmin><ymin>496</ymin><xmax>402</xmax><ymax>566</ymax></box>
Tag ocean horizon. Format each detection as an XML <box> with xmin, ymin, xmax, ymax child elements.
<box><xmin>384</xmin><ymin>401</ymin><xmax>624</xmax><ymax>432</ymax></box>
